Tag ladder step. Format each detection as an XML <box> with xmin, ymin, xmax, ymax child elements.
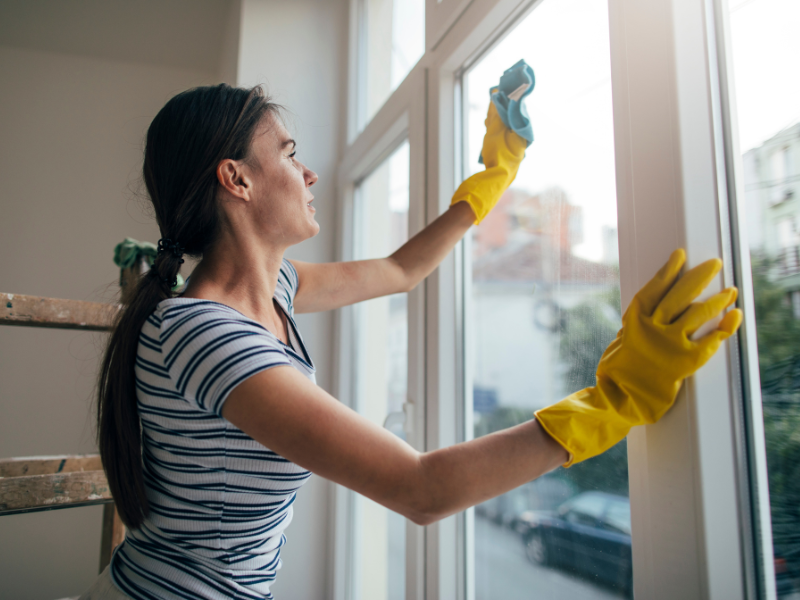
<box><xmin>0</xmin><ymin>470</ymin><xmax>112</xmax><ymax>516</ymax></box>
<box><xmin>0</xmin><ymin>454</ymin><xmax>103</xmax><ymax>478</ymax></box>
<box><xmin>0</xmin><ymin>293</ymin><xmax>119</xmax><ymax>331</ymax></box>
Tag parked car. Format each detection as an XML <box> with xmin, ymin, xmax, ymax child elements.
<box><xmin>476</xmin><ymin>487</ymin><xmax>529</xmax><ymax>527</ymax></box>
<box><xmin>517</xmin><ymin>491</ymin><xmax>632</xmax><ymax>595</ymax></box>
<box><xmin>477</xmin><ymin>476</ymin><xmax>578</xmax><ymax>530</ymax></box>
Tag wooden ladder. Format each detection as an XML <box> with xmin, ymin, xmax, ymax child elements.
<box><xmin>0</xmin><ymin>269</ymin><xmax>138</xmax><ymax>574</ymax></box>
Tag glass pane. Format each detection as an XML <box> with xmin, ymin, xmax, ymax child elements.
<box><xmin>352</xmin><ymin>140</ymin><xmax>410</xmax><ymax>600</ymax></box>
<box><xmin>360</xmin><ymin>0</ymin><xmax>425</xmax><ymax>127</ymax></box>
<box><xmin>465</xmin><ymin>0</ymin><xmax>630</xmax><ymax>597</ymax></box>
<box><xmin>726</xmin><ymin>0</ymin><xmax>800</xmax><ymax>596</ymax></box>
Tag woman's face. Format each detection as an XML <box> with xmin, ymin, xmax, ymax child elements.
<box><xmin>245</xmin><ymin>113</ymin><xmax>319</xmax><ymax>246</ymax></box>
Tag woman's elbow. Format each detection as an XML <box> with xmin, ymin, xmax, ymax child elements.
<box><xmin>398</xmin><ymin>479</ymin><xmax>449</xmax><ymax>526</ymax></box>
<box><xmin>402</xmin><ymin>505</ymin><xmax>439</xmax><ymax>527</ymax></box>
<box><xmin>390</xmin><ymin>453</ymin><xmax>451</xmax><ymax>526</ymax></box>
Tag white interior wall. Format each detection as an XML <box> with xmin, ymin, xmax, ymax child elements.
<box><xmin>0</xmin><ymin>1</ymin><xmax>348</xmax><ymax>598</ymax></box>
<box><xmin>0</xmin><ymin>45</ymin><xmax>217</xmax><ymax>600</ymax></box>
<box><xmin>220</xmin><ymin>0</ymin><xmax>242</xmax><ymax>85</ymax></box>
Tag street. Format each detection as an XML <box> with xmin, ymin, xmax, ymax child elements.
<box><xmin>474</xmin><ymin>516</ymin><xmax>626</xmax><ymax>600</ymax></box>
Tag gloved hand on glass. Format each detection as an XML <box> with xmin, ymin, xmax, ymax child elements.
<box><xmin>450</xmin><ymin>98</ymin><xmax>528</xmax><ymax>223</ymax></box>
<box><xmin>535</xmin><ymin>249</ymin><xmax>743</xmax><ymax>466</ymax></box>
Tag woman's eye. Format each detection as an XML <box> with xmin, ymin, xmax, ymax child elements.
<box><xmin>288</xmin><ymin>150</ymin><xmax>297</xmax><ymax>159</ymax></box>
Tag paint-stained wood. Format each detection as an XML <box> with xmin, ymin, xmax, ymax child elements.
<box><xmin>0</xmin><ymin>293</ymin><xmax>118</xmax><ymax>331</ymax></box>
<box><xmin>99</xmin><ymin>504</ymin><xmax>126</xmax><ymax>573</ymax></box>
<box><xmin>0</xmin><ymin>454</ymin><xmax>103</xmax><ymax>478</ymax></box>
<box><xmin>0</xmin><ymin>470</ymin><xmax>112</xmax><ymax>515</ymax></box>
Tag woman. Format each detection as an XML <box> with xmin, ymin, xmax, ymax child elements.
<box><xmin>86</xmin><ymin>84</ymin><xmax>741</xmax><ymax>599</ymax></box>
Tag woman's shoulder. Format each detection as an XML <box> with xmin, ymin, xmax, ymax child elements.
<box><xmin>152</xmin><ymin>298</ymin><xmax>270</xmax><ymax>341</ymax></box>
<box><xmin>144</xmin><ymin>299</ymin><xmax>292</xmax><ymax>416</ymax></box>
<box><xmin>154</xmin><ymin>297</ymin><xmax>246</xmax><ymax>323</ymax></box>
<box><xmin>276</xmin><ymin>258</ymin><xmax>299</xmax><ymax>312</ymax></box>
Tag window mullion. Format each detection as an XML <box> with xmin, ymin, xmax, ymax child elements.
<box><xmin>609</xmin><ymin>0</ymin><xmax>755</xmax><ymax>597</ymax></box>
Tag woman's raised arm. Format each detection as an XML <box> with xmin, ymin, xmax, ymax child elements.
<box><xmin>291</xmin><ymin>101</ymin><xmax>527</xmax><ymax>315</ymax></box>
<box><xmin>290</xmin><ymin>201</ymin><xmax>475</xmax><ymax>314</ymax></box>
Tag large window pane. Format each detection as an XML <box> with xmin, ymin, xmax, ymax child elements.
<box><xmin>352</xmin><ymin>140</ymin><xmax>410</xmax><ymax>600</ymax></box>
<box><xmin>358</xmin><ymin>0</ymin><xmax>424</xmax><ymax>128</ymax></box>
<box><xmin>726</xmin><ymin>0</ymin><xmax>800</xmax><ymax>596</ymax></box>
<box><xmin>464</xmin><ymin>1</ymin><xmax>630</xmax><ymax>598</ymax></box>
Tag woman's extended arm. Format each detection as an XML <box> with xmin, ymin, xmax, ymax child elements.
<box><xmin>221</xmin><ymin>364</ymin><xmax>567</xmax><ymax>526</ymax></box>
<box><xmin>290</xmin><ymin>201</ymin><xmax>475</xmax><ymax>314</ymax></box>
<box><xmin>226</xmin><ymin>250</ymin><xmax>742</xmax><ymax>524</ymax></box>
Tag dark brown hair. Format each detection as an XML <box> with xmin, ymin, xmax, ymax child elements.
<box><xmin>97</xmin><ymin>84</ymin><xmax>277</xmax><ymax>528</ymax></box>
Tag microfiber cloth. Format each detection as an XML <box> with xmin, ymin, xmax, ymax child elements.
<box><xmin>479</xmin><ymin>59</ymin><xmax>535</xmax><ymax>164</ymax></box>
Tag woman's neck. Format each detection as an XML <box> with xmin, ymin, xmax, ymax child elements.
<box><xmin>182</xmin><ymin>237</ymin><xmax>288</xmax><ymax>337</ymax></box>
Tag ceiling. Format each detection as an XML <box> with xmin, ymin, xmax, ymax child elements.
<box><xmin>0</xmin><ymin>0</ymin><xmax>233</xmax><ymax>73</ymax></box>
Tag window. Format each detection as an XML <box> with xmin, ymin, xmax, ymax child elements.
<box><xmin>356</xmin><ymin>0</ymin><xmax>425</xmax><ymax>130</ymax></box>
<box><xmin>727</xmin><ymin>0</ymin><xmax>800</xmax><ymax>596</ymax></box>
<box><xmin>771</xmin><ymin>149</ymin><xmax>787</xmax><ymax>183</ymax></box>
<box><xmin>777</xmin><ymin>218</ymin><xmax>795</xmax><ymax>250</ymax></box>
<box><xmin>463</xmin><ymin>2</ymin><xmax>627</xmax><ymax>597</ymax></box>
<box><xmin>350</xmin><ymin>141</ymin><xmax>411</xmax><ymax>600</ymax></box>
<box><xmin>337</xmin><ymin>0</ymin><xmax>789</xmax><ymax>597</ymax></box>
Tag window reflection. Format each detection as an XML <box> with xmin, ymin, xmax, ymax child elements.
<box><xmin>465</xmin><ymin>0</ymin><xmax>630</xmax><ymax>597</ymax></box>
<box><xmin>728</xmin><ymin>0</ymin><xmax>800</xmax><ymax>596</ymax></box>
<box><xmin>352</xmin><ymin>141</ymin><xmax>410</xmax><ymax>600</ymax></box>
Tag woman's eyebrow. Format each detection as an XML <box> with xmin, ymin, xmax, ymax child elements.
<box><xmin>281</xmin><ymin>138</ymin><xmax>296</xmax><ymax>151</ymax></box>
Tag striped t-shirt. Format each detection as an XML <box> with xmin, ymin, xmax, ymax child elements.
<box><xmin>110</xmin><ymin>259</ymin><xmax>315</xmax><ymax>600</ymax></box>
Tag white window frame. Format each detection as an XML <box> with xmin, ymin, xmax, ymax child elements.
<box><xmin>332</xmin><ymin>0</ymin><xmax>777</xmax><ymax>598</ymax></box>
<box><xmin>332</xmin><ymin>63</ymin><xmax>427</xmax><ymax>600</ymax></box>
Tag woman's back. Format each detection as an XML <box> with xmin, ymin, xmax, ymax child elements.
<box><xmin>111</xmin><ymin>259</ymin><xmax>314</xmax><ymax>600</ymax></box>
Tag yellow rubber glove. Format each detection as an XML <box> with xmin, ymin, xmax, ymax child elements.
<box><xmin>450</xmin><ymin>99</ymin><xmax>528</xmax><ymax>224</ymax></box>
<box><xmin>535</xmin><ymin>249</ymin><xmax>743</xmax><ymax>466</ymax></box>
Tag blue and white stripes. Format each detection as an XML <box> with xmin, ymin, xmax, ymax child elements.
<box><xmin>111</xmin><ymin>259</ymin><xmax>315</xmax><ymax>600</ymax></box>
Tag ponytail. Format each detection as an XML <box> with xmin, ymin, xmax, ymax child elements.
<box><xmin>97</xmin><ymin>84</ymin><xmax>278</xmax><ymax>528</ymax></box>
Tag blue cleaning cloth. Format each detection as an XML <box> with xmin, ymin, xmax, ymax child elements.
<box><xmin>479</xmin><ymin>59</ymin><xmax>535</xmax><ymax>164</ymax></box>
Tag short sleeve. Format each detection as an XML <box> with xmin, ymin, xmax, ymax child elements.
<box><xmin>276</xmin><ymin>259</ymin><xmax>299</xmax><ymax>316</ymax></box>
<box><xmin>159</xmin><ymin>302</ymin><xmax>293</xmax><ymax>415</ymax></box>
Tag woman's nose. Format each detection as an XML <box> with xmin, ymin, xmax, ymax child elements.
<box><xmin>306</xmin><ymin>168</ymin><xmax>318</xmax><ymax>187</ymax></box>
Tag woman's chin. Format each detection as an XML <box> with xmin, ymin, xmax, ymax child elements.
<box><xmin>304</xmin><ymin>219</ymin><xmax>321</xmax><ymax>239</ymax></box>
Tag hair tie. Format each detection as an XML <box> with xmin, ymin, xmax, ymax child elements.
<box><xmin>157</xmin><ymin>238</ymin><xmax>184</xmax><ymax>290</ymax></box>
<box><xmin>157</xmin><ymin>238</ymin><xmax>185</xmax><ymax>264</ymax></box>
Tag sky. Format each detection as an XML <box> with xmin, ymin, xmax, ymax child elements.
<box><xmin>465</xmin><ymin>0</ymin><xmax>799</xmax><ymax>261</ymax></box>
<box><xmin>728</xmin><ymin>0</ymin><xmax>800</xmax><ymax>152</ymax></box>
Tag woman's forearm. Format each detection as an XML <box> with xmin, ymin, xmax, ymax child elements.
<box><xmin>390</xmin><ymin>201</ymin><xmax>476</xmax><ymax>291</ymax></box>
<box><xmin>410</xmin><ymin>419</ymin><xmax>568</xmax><ymax>525</ymax></box>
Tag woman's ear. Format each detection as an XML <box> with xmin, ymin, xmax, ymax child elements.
<box><xmin>217</xmin><ymin>159</ymin><xmax>252</xmax><ymax>201</ymax></box>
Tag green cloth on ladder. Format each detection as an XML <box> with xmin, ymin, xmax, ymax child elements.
<box><xmin>113</xmin><ymin>238</ymin><xmax>184</xmax><ymax>291</ymax></box>
<box><xmin>113</xmin><ymin>238</ymin><xmax>157</xmax><ymax>270</ymax></box>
